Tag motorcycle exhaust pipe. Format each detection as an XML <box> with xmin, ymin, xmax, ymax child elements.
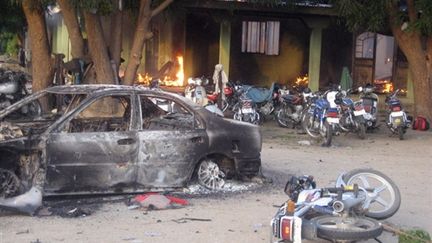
<box><xmin>332</xmin><ymin>197</ymin><xmax>364</xmax><ymax>213</ymax></box>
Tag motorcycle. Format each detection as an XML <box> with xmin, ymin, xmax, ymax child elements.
<box><xmin>0</xmin><ymin>69</ymin><xmax>41</xmax><ymax>117</ymax></box>
<box><xmin>271</xmin><ymin>169</ymin><xmax>401</xmax><ymax>243</ymax></box>
<box><xmin>276</xmin><ymin>87</ymin><xmax>312</xmax><ymax>129</ymax></box>
<box><xmin>232</xmin><ymin>95</ymin><xmax>261</xmax><ymax>124</ymax></box>
<box><xmin>233</xmin><ymin>82</ymin><xmax>280</xmax><ymax>124</ymax></box>
<box><xmin>301</xmin><ymin>92</ymin><xmax>338</xmax><ymax>146</ymax></box>
<box><xmin>184</xmin><ymin>77</ymin><xmax>208</xmax><ymax>106</ymax></box>
<box><xmin>385</xmin><ymin>89</ymin><xmax>410</xmax><ymax>140</ymax></box>
<box><xmin>333</xmin><ymin>89</ymin><xmax>367</xmax><ymax>139</ymax></box>
<box><xmin>207</xmin><ymin>80</ymin><xmax>240</xmax><ymax>112</ymax></box>
<box><xmin>358</xmin><ymin>85</ymin><xmax>379</xmax><ymax>130</ymax></box>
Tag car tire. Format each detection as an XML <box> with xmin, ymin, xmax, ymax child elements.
<box><xmin>197</xmin><ymin>159</ymin><xmax>225</xmax><ymax>190</ymax></box>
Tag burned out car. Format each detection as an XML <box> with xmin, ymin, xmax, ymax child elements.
<box><xmin>0</xmin><ymin>85</ymin><xmax>261</xmax><ymax>214</ymax></box>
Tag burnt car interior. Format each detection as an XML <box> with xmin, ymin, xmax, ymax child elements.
<box><xmin>65</xmin><ymin>95</ymin><xmax>131</xmax><ymax>133</ymax></box>
<box><xmin>140</xmin><ymin>95</ymin><xmax>198</xmax><ymax>130</ymax></box>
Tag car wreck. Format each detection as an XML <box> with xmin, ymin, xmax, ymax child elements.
<box><xmin>0</xmin><ymin>85</ymin><xmax>262</xmax><ymax>214</ymax></box>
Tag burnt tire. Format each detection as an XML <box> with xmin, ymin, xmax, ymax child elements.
<box><xmin>343</xmin><ymin>168</ymin><xmax>401</xmax><ymax>219</ymax></box>
<box><xmin>313</xmin><ymin>215</ymin><xmax>383</xmax><ymax>241</ymax></box>
<box><xmin>0</xmin><ymin>169</ymin><xmax>20</xmax><ymax>198</ymax></box>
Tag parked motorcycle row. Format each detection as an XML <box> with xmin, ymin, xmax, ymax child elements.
<box><xmin>184</xmin><ymin>79</ymin><xmax>412</xmax><ymax>146</ymax></box>
<box><xmin>271</xmin><ymin>168</ymin><xmax>401</xmax><ymax>243</ymax></box>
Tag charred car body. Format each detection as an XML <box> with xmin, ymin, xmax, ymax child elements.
<box><xmin>0</xmin><ymin>85</ymin><xmax>262</xmax><ymax>214</ymax></box>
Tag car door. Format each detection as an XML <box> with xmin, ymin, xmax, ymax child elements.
<box><xmin>135</xmin><ymin>94</ymin><xmax>208</xmax><ymax>188</ymax></box>
<box><xmin>44</xmin><ymin>93</ymin><xmax>140</xmax><ymax>194</ymax></box>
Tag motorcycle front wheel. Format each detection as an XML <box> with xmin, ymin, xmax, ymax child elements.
<box><xmin>276</xmin><ymin>105</ymin><xmax>294</xmax><ymax>128</ymax></box>
<box><xmin>343</xmin><ymin>168</ymin><xmax>401</xmax><ymax>219</ymax></box>
<box><xmin>313</xmin><ymin>215</ymin><xmax>383</xmax><ymax>241</ymax></box>
<box><xmin>302</xmin><ymin>113</ymin><xmax>320</xmax><ymax>139</ymax></box>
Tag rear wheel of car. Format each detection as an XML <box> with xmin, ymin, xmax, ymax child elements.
<box><xmin>197</xmin><ymin>159</ymin><xmax>225</xmax><ymax>190</ymax></box>
<box><xmin>0</xmin><ymin>168</ymin><xmax>20</xmax><ymax>198</ymax></box>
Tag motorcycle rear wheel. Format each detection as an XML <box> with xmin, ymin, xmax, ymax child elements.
<box><xmin>398</xmin><ymin>126</ymin><xmax>404</xmax><ymax>140</ymax></box>
<box><xmin>357</xmin><ymin>123</ymin><xmax>366</xmax><ymax>140</ymax></box>
<box><xmin>313</xmin><ymin>215</ymin><xmax>383</xmax><ymax>242</ymax></box>
<box><xmin>343</xmin><ymin>168</ymin><xmax>401</xmax><ymax>219</ymax></box>
<box><xmin>321</xmin><ymin>121</ymin><xmax>332</xmax><ymax>147</ymax></box>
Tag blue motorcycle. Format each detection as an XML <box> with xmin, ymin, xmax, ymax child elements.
<box><xmin>301</xmin><ymin>94</ymin><xmax>339</xmax><ymax>146</ymax></box>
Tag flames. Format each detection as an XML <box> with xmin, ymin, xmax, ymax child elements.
<box><xmin>295</xmin><ymin>74</ymin><xmax>309</xmax><ymax>87</ymax></box>
<box><xmin>374</xmin><ymin>79</ymin><xmax>394</xmax><ymax>93</ymax></box>
<box><xmin>136</xmin><ymin>55</ymin><xmax>185</xmax><ymax>87</ymax></box>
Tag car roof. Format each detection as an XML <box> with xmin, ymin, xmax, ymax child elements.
<box><xmin>45</xmin><ymin>84</ymin><xmax>146</xmax><ymax>94</ymax></box>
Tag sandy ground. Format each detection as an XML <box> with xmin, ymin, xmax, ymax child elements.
<box><xmin>1</xmin><ymin>121</ymin><xmax>431</xmax><ymax>243</ymax></box>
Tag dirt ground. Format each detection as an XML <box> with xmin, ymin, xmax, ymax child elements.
<box><xmin>1</xmin><ymin>121</ymin><xmax>431</xmax><ymax>243</ymax></box>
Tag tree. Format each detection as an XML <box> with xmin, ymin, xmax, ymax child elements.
<box><xmin>122</xmin><ymin>0</ymin><xmax>174</xmax><ymax>85</ymax></box>
<box><xmin>57</xmin><ymin>0</ymin><xmax>84</xmax><ymax>59</ymax></box>
<box><xmin>333</xmin><ymin>0</ymin><xmax>432</xmax><ymax>120</ymax></box>
<box><xmin>22</xmin><ymin>0</ymin><xmax>53</xmax><ymax>94</ymax></box>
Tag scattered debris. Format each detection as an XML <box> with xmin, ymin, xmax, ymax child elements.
<box><xmin>16</xmin><ymin>229</ymin><xmax>29</xmax><ymax>235</ymax></box>
<box><xmin>297</xmin><ymin>140</ymin><xmax>311</xmax><ymax>146</ymax></box>
<box><xmin>172</xmin><ymin>217</ymin><xmax>212</xmax><ymax>224</ymax></box>
<box><xmin>0</xmin><ymin>122</ymin><xmax>23</xmax><ymax>141</ymax></box>
<box><xmin>144</xmin><ymin>232</ymin><xmax>162</xmax><ymax>237</ymax></box>
<box><xmin>128</xmin><ymin>193</ymin><xmax>188</xmax><ymax>210</ymax></box>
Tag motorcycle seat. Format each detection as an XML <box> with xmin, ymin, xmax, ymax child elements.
<box><xmin>243</xmin><ymin>83</ymin><xmax>275</xmax><ymax>103</ymax></box>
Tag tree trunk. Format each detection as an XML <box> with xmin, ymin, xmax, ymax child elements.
<box><xmin>22</xmin><ymin>0</ymin><xmax>53</xmax><ymax>93</ymax></box>
<box><xmin>123</xmin><ymin>0</ymin><xmax>151</xmax><ymax>85</ymax></box>
<box><xmin>388</xmin><ymin>1</ymin><xmax>432</xmax><ymax>121</ymax></box>
<box><xmin>123</xmin><ymin>0</ymin><xmax>174</xmax><ymax>85</ymax></box>
<box><xmin>84</xmin><ymin>11</ymin><xmax>115</xmax><ymax>84</ymax></box>
<box><xmin>57</xmin><ymin>0</ymin><xmax>84</xmax><ymax>59</ymax></box>
<box><xmin>110</xmin><ymin>1</ymin><xmax>123</xmax><ymax>68</ymax></box>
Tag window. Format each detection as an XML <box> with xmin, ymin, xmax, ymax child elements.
<box><xmin>241</xmin><ymin>21</ymin><xmax>280</xmax><ymax>55</ymax></box>
<box><xmin>64</xmin><ymin>95</ymin><xmax>131</xmax><ymax>133</ymax></box>
<box><xmin>355</xmin><ymin>32</ymin><xmax>375</xmax><ymax>59</ymax></box>
<box><xmin>139</xmin><ymin>95</ymin><xmax>195</xmax><ymax>130</ymax></box>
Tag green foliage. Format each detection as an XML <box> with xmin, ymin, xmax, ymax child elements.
<box><xmin>399</xmin><ymin>229</ymin><xmax>431</xmax><ymax>243</ymax></box>
<box><xmin>332</xmin><ymin>0</ymin><xmax>432</xmax><ymax>35</ymax></box>
<box><xmin>331</xmin><ymin>0</ymin><xmax>387</xmax><ymax>32</ymax></box>
<box><xmin>0</xmin><ymin>33</ymin><xmax>19</xmax><ymax>56</ymax></box>
<box><xmin>74</xmin><ymin>0</ymin><xmax>114</xmax><ymax>15</ymax></box>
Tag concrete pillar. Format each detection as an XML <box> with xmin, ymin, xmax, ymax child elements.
<box><xmin>219</xmin><ymin>21</ymin><xmax>231</xmax><ymax>78</ymax></box>
<box><xmin>308</xmin><ymin>27</ymin><xmax>323</xmax><ymax>92</ymax></box>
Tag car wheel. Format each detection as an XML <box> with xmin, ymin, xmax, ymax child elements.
<box><xmin>0</xmin><ymin>168</ymin><xmax>20</xmax><ymax>198</ymax></box>
<box><xmin>197</xmin><ymin>159</ymin><xmax>225</xmax><ymax>190</ymax></box>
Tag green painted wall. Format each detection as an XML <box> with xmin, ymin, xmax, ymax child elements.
<box><xmin>229</xmin><ymin>19</ymin><xmax>309</xmax><ymax>87</ymax></box>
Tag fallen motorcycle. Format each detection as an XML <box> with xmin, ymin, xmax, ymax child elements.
<box><xmin>271</xmin><ymin>168</ymin><xmax>401</xmax><ymax>243</ymax></box>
